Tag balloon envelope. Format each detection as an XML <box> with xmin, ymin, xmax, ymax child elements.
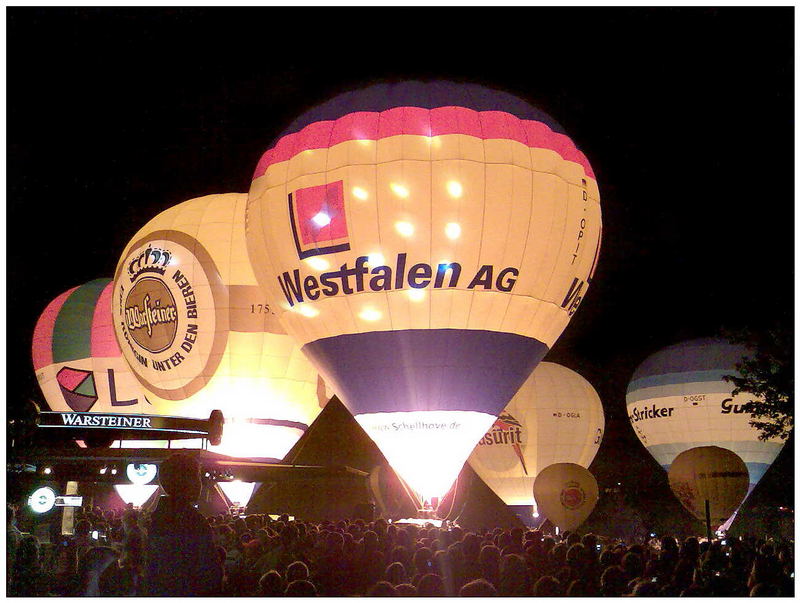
<box><xmin>246</xmin><ymin>81</ymin><xmax>602</xmax><ymax>500</ymax></box>
<box><xmin>33</xmin><ymin>278</ymin><xmax>149</xmax><ymax>414</ymax></box>
<box><xmin>469</xmin><ymin>362</ymin><xmax>604</xmax><ymax>509</ymax></box>
<box><xmin>668</xmin><ymin>446</ymin><xmax>749</xmax><ymax>528</ymax></box>
<box><xmin>626</xmin><ymin>338</ymin><xmax>784</xmax><ymax>493</ymax></box>
<box><xmin>112</xmin><ymin>193</ymin><xmax>328</xmax><ymax>460</ymax></box>
<box><xmin>533</xmin><ymin>463</ymin><xmax>598</xmax><ymax>532</ymax></box>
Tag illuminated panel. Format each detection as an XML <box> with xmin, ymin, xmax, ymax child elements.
<box><xmin>126</xmin><ymin>463</ymin><xmax>157</xmax><ymax>485</ymax></box>
<box><xmin>28</xmin><ymin>487</ymin><xmax>56</xmax><ymax>514</ymax></box>
<box><xmin>218</xmin><ymin>481</ymin><xmax>257</xmax><ymax>507</ymax></box>
<box><xmin>114</xmin><ymin>485</ymin><xmax>160</xmax><ymax>507</ymax></box>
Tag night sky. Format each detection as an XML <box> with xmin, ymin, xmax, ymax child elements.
<box><xmin>7</xmin><ymin>8</ymin><xmax>794</xmax><ymax>517</ymax></box>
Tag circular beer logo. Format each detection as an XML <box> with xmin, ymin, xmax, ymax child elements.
<box><xmin>113</xmin><ymin>230</ymin><xmax>229</xmax><ymax>401</ymax></box>
<box><xmin>124</xmin><ymin>278</ymin><xmax>178</xmax><ymax>353</ymax></box>
<box><xmin>560</xmin><ymin>482</ymin><xmax>586</xmax><ymax>510</ymax></box>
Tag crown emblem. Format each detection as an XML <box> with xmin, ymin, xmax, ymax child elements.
<box><xmin>127</xmin><ymin>245</ymin><xmax>172</xmax><ymax>282</ymax></box>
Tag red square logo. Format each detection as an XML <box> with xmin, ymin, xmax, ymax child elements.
<box><xmin>289</xmin><ymin>180</ymin><xmax>350</xmax><ymax>259</ymax></box>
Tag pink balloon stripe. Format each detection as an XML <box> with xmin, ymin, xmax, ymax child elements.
<box><xmin>32</xmin><ymin>286</ymin><xmax>78</xmax><ymax>370</ymax></box>
<box><xmin>253</xmin><ymin>106</ymin><xmax>596</xmax><ymax>180</ymax></box>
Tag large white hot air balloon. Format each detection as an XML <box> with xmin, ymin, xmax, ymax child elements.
<box><xmin>111</xmin><ymin>193</ymin><xmax>328</xmax><ymax>460</ymax></box>
<box><xmin>246</xmin><ymin>81</ymin><xmax>602</xmax><ymax>504</ymax></box>
<box><xmin>627</xmin><ymin>337</ymin><xmax>784</xmax><ymax>531</ymax></box>
<box><xmin>469</xmin><ymin>362</ymin><xmax>604</xmax><ymax>518</ymax></box>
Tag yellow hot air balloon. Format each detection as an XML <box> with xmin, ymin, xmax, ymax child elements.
<box><xmin>667</xmin><ymin>445</ymin><xmax>749</xmax><ymax>529</ymax></box>
<box><xmin>469</xmin><ymin>362</ymin><xmax>604</xmax><ymax>518</ymax></box>
<box><xmin>533</xmin><ymin>462</ymin><xmax>599</xmax><ymax>533</ymax></box>
<box><xmin>111</xmin><ymin>193</ymin><xmax>327</xmax><ymax>460</ymax></box>
<box><xmin>246</xmin><ymin>81</ymin><xmax>602</xmax><ymax>503</ymax></box>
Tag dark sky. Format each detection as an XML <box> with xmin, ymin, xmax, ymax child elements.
<box><xmin>7</xmin><ymin>8</ymin><xmax>794</xmax><ymax>514</ymax></box>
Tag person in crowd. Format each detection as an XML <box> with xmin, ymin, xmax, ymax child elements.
<box><xmin>73</xmin><ymin>545</ymin><xmax>119</xmax><ymax>596</ymax></box>
<box><xmin>285</xmin><ymin>578</ymin><xmax>318</xmax><ymax>596</ymax></box>
<box><xmin>417</xmin><ymin>572</ymin><xmax>446</xmax><ymax>596</ymax></box>
<box><xmin>258</xmin><ymin>569</ymin><xmax>285</xmax><ymax>596</ymax></box>
<box><xmin>367</xmin><ymin>580</ymin><xmax>397</xmax><ymax>596</ymax></box>
<box><xmin>142</xmin><ymin>453</ymin><xmax>223</xmax><ymax>596</ymax></box>
<box><xmin>459</xmin><ymin>577</ymin><xmax>498</xmax><ymax>596</ymax></box>
<box><xmin>8</xmin><ymin>534</ymin><xmax>52</xmax><ymax>596</ymax></box>
<box><xmin>6</xmin><ymin>504</ymin><xmax>23</xmax><ymax>576</ymax></box>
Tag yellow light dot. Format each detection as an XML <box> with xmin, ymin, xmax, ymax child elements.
<box><xmin>368</xmin><ymin>252</ymin><xmax>386</xmax><ymax>266</ymax></box>
<box><xmin>445</xmin><ymin>222</ymin><xmax>462</xmax><ymax>240</ymax></box>
<box><xmin>390</xmin><ymin>182</ymin><xmax>410</xmax><ymax>198</ymax></box>
<box><xmin>407</xmin><ymin>289</ymin><xmax>426</xmax><ymax>302</ymax></box>
<box><xmin>305</xmin><ymin>257</ymin><xmax>330</xmax><ymax>271</ymax></box>
<box><xmin>297</xmin><ymin>306</ymin><xmax>319</xmax><ymax>318</ymax></box>
<box><xmin>395</xmin><ymin>221</ymin><xmax>415</xmax><ymax>237</ymax></box>
<box><xmin>359</xmin><ymin>307</ymin><xmax>382</xmax><ymax>321</ymax></box>
<box><xmin>446</xmin><ymin>181</ymin><xmax>463</xmax><ymax>198</ymax></box>
<box><xmin>352</xmin><ymin>186</ymin><xmax>369</xmax><ymax>201</ymax></box>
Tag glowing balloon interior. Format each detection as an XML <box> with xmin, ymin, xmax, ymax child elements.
<box><xmin>246</xmin><ymin>81</ymin><xmax>602</xmax><ymax>501</ymax></box>
<box><xmin>469</xmin><ymin>362</ymin><xmax>604</xmax><ymax>509</ymax></box>
<box><xmin>667</xmin><ymin>446</ymin><xmax>749</xmax><ymax>528</ymax></box>
<box><xmin>533</xmin><ymin>462</ymin><xmax>598</xmax><ymax>532</ymax></box>
<box><xmin>112</xmin><ymin>193</ymin><xmax>328</xmax><ymax>461</ymax></box>
<box><xmin>32</xmin><ymin>279</ymin><xmax>150</xmax><ymax>414</ymax></box>
<box><xmin>626</xmin><ymin>338</ymin><xmax>784</xmax><ymax>493</ymax></box>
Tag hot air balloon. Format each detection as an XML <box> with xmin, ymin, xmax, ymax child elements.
<box><xmin>626</xmin><ymin>338</ymin><xmax>784</xmax><ymax>499</ymax></box>
<box><xmin>469</xmin><ymin>362</ymin><xmax>604</xmax><ymax>519</ymax></box>
<box><xmin>33</xmin><ymin>278</ymin><xmax>149</xmax><ymax>415</ymax></box>
<box><xmin>668</xmin><ymin>446</ymin><xmax>750</xmax><ymax>529</ymax></box>
<box><xmin>533</xmin><ymin>462</ymin><xmax>599</xmax><ymax>533</ymax></box>
<box><xmin>246</xmin><ymin>81</ymin><xmax>602</xmax><ymax>504</ymax></box>
<box><xmin>111</xmin><ymin>193</ymin><xmax>328</xmax><ymax>461</ymax></box>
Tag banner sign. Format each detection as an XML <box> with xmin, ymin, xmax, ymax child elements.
<box><xmin>37</xmin><ymin>411</ymin><xmax>213</xmax><ymax>439</ymax></box>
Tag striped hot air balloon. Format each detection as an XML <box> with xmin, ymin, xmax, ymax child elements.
<box><xmin>246</xmin><ymin>81</ymin><xmax>602</xmax><ymax>503</ymax></box>
<box><xmin>626</xmin><ymin>338</ymin><xmax>785</xmax><ymax>529</ymax></box>
<box><xmin>32</xmin><ymin>278</ymin><xmax>148</xmax><ymax>415</ymax></box>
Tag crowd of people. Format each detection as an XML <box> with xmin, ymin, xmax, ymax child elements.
<box><xmin>7</xmin><ymin>453</ymin><xmax>795</xmax><ymax>597</ymax></box>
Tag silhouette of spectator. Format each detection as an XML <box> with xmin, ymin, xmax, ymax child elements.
<box><xmin>74</xmin><ymin>545</ymin><xmax>118</xmax><ymax>596</ymax></box>
<box><xmin>460</xmin><ymin>577</ymin><xmax>498</xmax><ymax>596</ymax></box>
<box><xmin>417</xmin><ymin>572</ymin><xmax>446</xmax><ymax>596</ymax></box>
<box><xmin>286</xmin><ymin>579</ymin><xmax>317</xmax><ymax>596</ymax></box>
<box><xmin>6</xmin><ymin>504</ymin><xmax>22</xmax><ymax>576</ymax></box>
<box><xmin>258</xmin><ymin>570</ymin><xmax>285</xmax><ymax>595</ymax></box>
<box><xmin>368</xmin><ymin>580</ymin><xmax>397</xmax><ymax>596</ymax></box>
<box><xmin>479</xmin><ymin>544</ymin><xmax>501</xmax><ymax>587</ymax></box>
<box><xmin>395</xmin><ymin>582</ymin><xmax>418</xmax><ymax>595</ymax></box>
<box><xmin>498</xmin><ymin>552</ymin><xmax>529</xmax><ymax>595</ymax></box>
<box><xmin>533</xmin><ymin>574</ymin><xmax>562</xmax><ymax>596</ymax></box>
<box><xmin>8</xmin><ymin>534</ymin><xmax>52</xmax><ymax>596</ymax></box>
<box><xmin>600</xmin><ymin>565</ymin><xmax>628</xmax><ymax>596</ymax></box>
<box><xmin>385</xmin><ymin>560</ymin><xmax>408</xmax><ymax>585</ymax></box>
<box><xmin>286</xmin><ymin>559</ymin><xmax>310</xmax><ymax>582</ymax></box>
<box><xmin>142</xmin><ymin>453</ymin><xmax>223</xmax><ymax>595</ymax></box>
